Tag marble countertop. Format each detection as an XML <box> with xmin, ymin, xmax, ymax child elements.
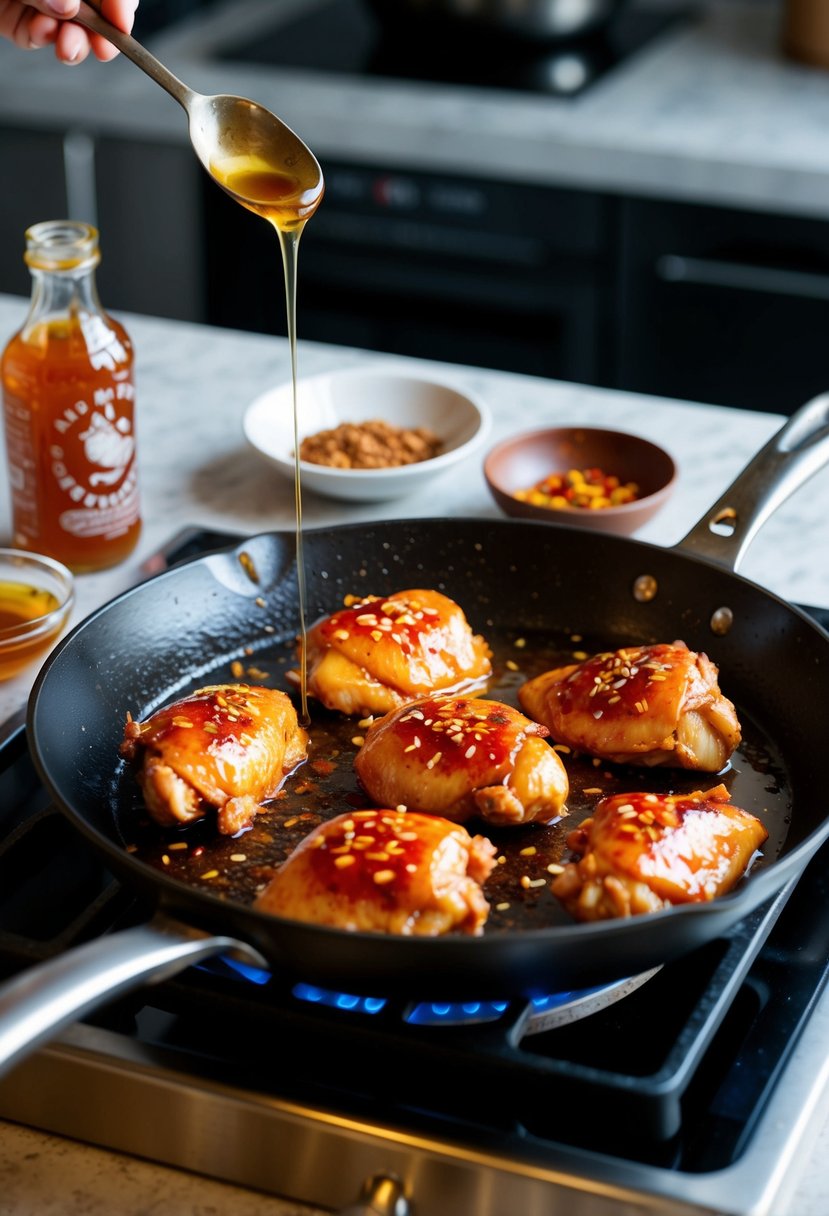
<box><xmin>0</xmin><ymin>289</ymin><xmax>829</xmax><ymax>1212</ymax></box>
<box><xmin>3</xmin><ymin>0</ymin><xmax>829</xmax><ymax>218</ymax></box>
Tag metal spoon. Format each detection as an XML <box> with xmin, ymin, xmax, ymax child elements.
<box><xmin>74</xmin><ymin>0</ymin><xmax>324</xmax><ymax>229</ymax></box>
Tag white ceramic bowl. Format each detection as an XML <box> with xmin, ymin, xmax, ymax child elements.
<box><xmin>243</xmin><ymin>365</ymin><xmax>490</xmax><ymax>502</ymax></box>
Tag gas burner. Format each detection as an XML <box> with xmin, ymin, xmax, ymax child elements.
<box><xmin>206</xmin><ymin>952</ymin><xmax>661</xmax><ymax>1031</ymax></box>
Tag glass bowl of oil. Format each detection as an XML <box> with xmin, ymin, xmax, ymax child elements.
<box><xmin>0</xmin><ymin>549</ymin><xmax>75</xmax><ymax>681</ymax></box>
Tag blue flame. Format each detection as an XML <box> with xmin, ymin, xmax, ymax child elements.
<box><xmin>202</xmin><ymin>956</ymin><xmax>613</xmax><ymax>1026</ymax></box>
<box><xmin>405</xmin><ymin>999</ymin><xmax>510</xmax><ymax>1026</ymax></box>
<box><xmin>292</xmin><ymin>982</ymin><xmax>387</xmax><ymax>1015</ymax></box>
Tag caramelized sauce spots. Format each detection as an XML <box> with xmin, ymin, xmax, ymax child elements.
<box><xmin>559</xmin><ymin>643</ymin><xmax>676</xmax><ymax>719</ymax></box>
<box><xmin>308</xmin><ymin>810</ymin><xmax>428</xmax><ymax>901</ymax></box>
<box><xmin>320</xmin><ymin>593</ymin><xmax>440</xmax><ymax>653</ymax></box>
<box><xmin>143</xmin><ymin>690</ymin><xmax>254</xmax><ymax>748</ymax></box>
<box><xmin>393</xmin><ymin>698</ymin><xmax>516</xmax><ymax>772</ymax></box>
<box><xmin>592</xmin><ymin>788</ymin><xmax>760</xmax><ymax>899</ymax></box>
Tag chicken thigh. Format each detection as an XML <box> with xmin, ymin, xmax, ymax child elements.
<box><xmin>255</xmin><ymin>809</ymin><xmax>497</xmax><ymax>935</ymax></box>
<box><xmin>519</xmin><ymin>641</ymin><xmax>741</xmax><ymax>771</ymax></box>
<box><xmin>551</xmin><ymin>784</ymin><xmax>768</xmax><ymax>921</ymax></box>
<box><xmin>355</xmin><ymin>695</ymin><xmax>569</xmax><ymax>827</ymax></box>
<box><xmin>298</xmin><ymin>589</ymin><xmax>492</xmax><ymax>717</ymax></box>
<box><xmin>121</xmin><ymin>684</ymin><xmax>308</xmax><ymax>835</ymax></box>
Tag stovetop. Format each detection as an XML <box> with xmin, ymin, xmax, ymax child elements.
<box><xmin>215</xmin><ymin>0</ymin><xmax>695</xmax><ymax>99</ymax></box>
<box><xmin>0</xmin><ymin>529</ymin><xmax>828</xmax><ymax>1215</ymax></box>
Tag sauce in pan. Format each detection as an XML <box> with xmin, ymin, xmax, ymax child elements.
<box><xmin>120</xmin><ymin>625</ymin><xmax>790</xmax><ymax>934</ymax></box>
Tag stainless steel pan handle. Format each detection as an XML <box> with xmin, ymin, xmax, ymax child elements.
<box><xmin>674</xmin><ymin>392</ymin><xmax>829</xmax><ymax>572</ymax></box>
<box><xmin>0</xmin><ymin>912</ymin><xmax>265</xmax><ymax>1080</ymax></box>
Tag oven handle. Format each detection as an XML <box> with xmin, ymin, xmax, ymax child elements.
<box><xmin>337</xmin><ymin>1174</ymin><xmax>411</xmax><ymax>1216</ymax></box>
<box><xmin>0</xmin><ymin>912</ymin><xmax>266</xmax><ymax>1080</ymax></box>
<box><xmin>655</xmin><ymin>253</ymin><xmax>829</xmax><ymax>301</ymax></box>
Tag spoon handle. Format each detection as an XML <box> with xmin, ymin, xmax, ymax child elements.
<box><xmin>74</xmin><ymin>0</ymin><xmax>196</xmax><ymax>112</ymax></box>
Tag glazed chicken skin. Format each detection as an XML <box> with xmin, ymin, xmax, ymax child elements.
<box><xmin>355</xmin><ymin>695</ymin><xmax>569</xmax><ymax>828</ymax></box>
<box><xmin>551</xmin><ymin>784</ymin><xmax>769</xmax><ymax>922</ymax></box>
<box><xmin>519</xmin><ymin>641</ymin><xmax>741</xmax><ymax>771</ymax></box>
<box><xmin>120</xmin><ymin>684</ymin><xmax>308</xmax><ymax>835</ymax></box>
<box><xmin>256</xmin><ymin>809</ymin><xmax>497</xmax><ymax>936</ymax></box>
<box><xmin>298</xmin><ymin>589</ymin><xmax>492</xmax><ymax>717</ymax></box>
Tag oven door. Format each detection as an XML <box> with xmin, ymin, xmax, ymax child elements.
<box><xmin>616</xmin><ymin>196</ymin><xmax>829</xmax><ymax>415</ymax></box>
<box><xmin>203</xmin><ymin>162</ymin><xmax>616</xmax><ymax>384</ymax></box>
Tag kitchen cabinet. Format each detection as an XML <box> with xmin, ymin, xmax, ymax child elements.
<box><xmin>202</xmin><ymin>166</ymin><xmax>829</xmax><ymax>415</ymax></box>
<box><xmin>0</xmin><ymin>128</ymin><xmax>67</xmax><ymax>298</ymax></box>
<box><xmin>94</xmin><ymin>134</ymin><xmax>206</xmax><ymax>322</ymax></box>
<box><xmin>202</xmin><ymin>160</ymin><xmax>618</xmax><ymax>386</ymax></box>
<box><xmin>4</xmin><ymin>122</ymin><xmax>829</xmax><ymax>416</ymax></box>
<box><xmin>0</xmin><ymin>125</ymin><xmax>205</xmax><ymax>326</ymax></box>
<box><xmin>616</xmin><ymin>196</ymin><xmax>829</xmax><ymax>414</ymax></box>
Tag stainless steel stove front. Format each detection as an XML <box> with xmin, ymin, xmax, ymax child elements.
<box><xmin>1</xmin><ymin>985</ymin><xmax>828</xmax><ymax>1216</ymax></box>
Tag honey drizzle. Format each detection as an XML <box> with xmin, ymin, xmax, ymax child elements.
<box><xmin>209</xmin><ymin>155</ymin><xmax>324</xmax><ymax>727</ymax></box>
<box><xmin>280</xmin><ymin>226</ymin><xmax>310</xmax><ymax>725</ymax></box>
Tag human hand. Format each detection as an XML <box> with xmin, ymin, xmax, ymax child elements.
<box><xmin>0</xmin><ymin>0</ymin><xmax>138</xmax><ymax>64</ymax></box>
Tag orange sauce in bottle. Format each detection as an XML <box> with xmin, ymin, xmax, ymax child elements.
<box><xmin>1</xmin><ymin>222</ymin><xmax>141</xmax><ymax>573</ymax></box>
<box><xmin>210</xmin><ymin>154</ymin><xmax>324</xmax><ymax>724</ymax></box>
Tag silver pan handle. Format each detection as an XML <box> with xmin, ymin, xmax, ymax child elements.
<box><xmin>674</xmin><ymin>392</ymin><xmax>829</xmax><ymax>572</ymax></box>
<box><xmin>0</xmin><ymin>912</ymin><xmax>265</xmax><ymax>1080</ymax></box>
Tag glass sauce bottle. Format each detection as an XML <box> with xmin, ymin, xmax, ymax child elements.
<box><xmin>1</xmin><ymin>220</ymin><xmax>141</xmax><ymax>572</ymax></box>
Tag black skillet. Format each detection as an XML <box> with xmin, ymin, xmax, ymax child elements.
<box><xmin>1</xmin><ymin>396</ymin><xmax>829</xmax><ymax>1078</ymax></box>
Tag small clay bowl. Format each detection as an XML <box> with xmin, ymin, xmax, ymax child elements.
<box><xmin>0</xmin><ymin>549</ymin><xmax>75</xmax><ymax>681</ymax></box>
<box><xmin>484</xmin><ymin>426</ymin><xmax>677</xmax><ymax>535</ymax></box>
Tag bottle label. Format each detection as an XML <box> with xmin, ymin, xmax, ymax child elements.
<box><xmin>49</xmin><ymin>379</ymin><xmax>140</xmax><ymax>540</ymax></box>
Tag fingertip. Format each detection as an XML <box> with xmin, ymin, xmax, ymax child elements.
<box><xmin>26</xmin><ymin>13</ymin><xmax>60</xmax><ymax>48</ymax></box>
<box><xmin>102</xmin><ymin>0</ymin><xmax>138</xmax><ymax>34</ymax></box>
<box><xmin>55</xmin><ymin>23</ymin><xmax>90</xmax><ymax>64</ymax></box>
<box><xmin>89</xmin><ymin>31</ymin><xmax>120</xmax><ymax>61</ymax></box>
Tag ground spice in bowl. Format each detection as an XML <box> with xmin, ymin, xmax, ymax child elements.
<box><xmin>299</xmin><ymin>419</ymin><xmax>444</xmax><ymax>469</ymax></box>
